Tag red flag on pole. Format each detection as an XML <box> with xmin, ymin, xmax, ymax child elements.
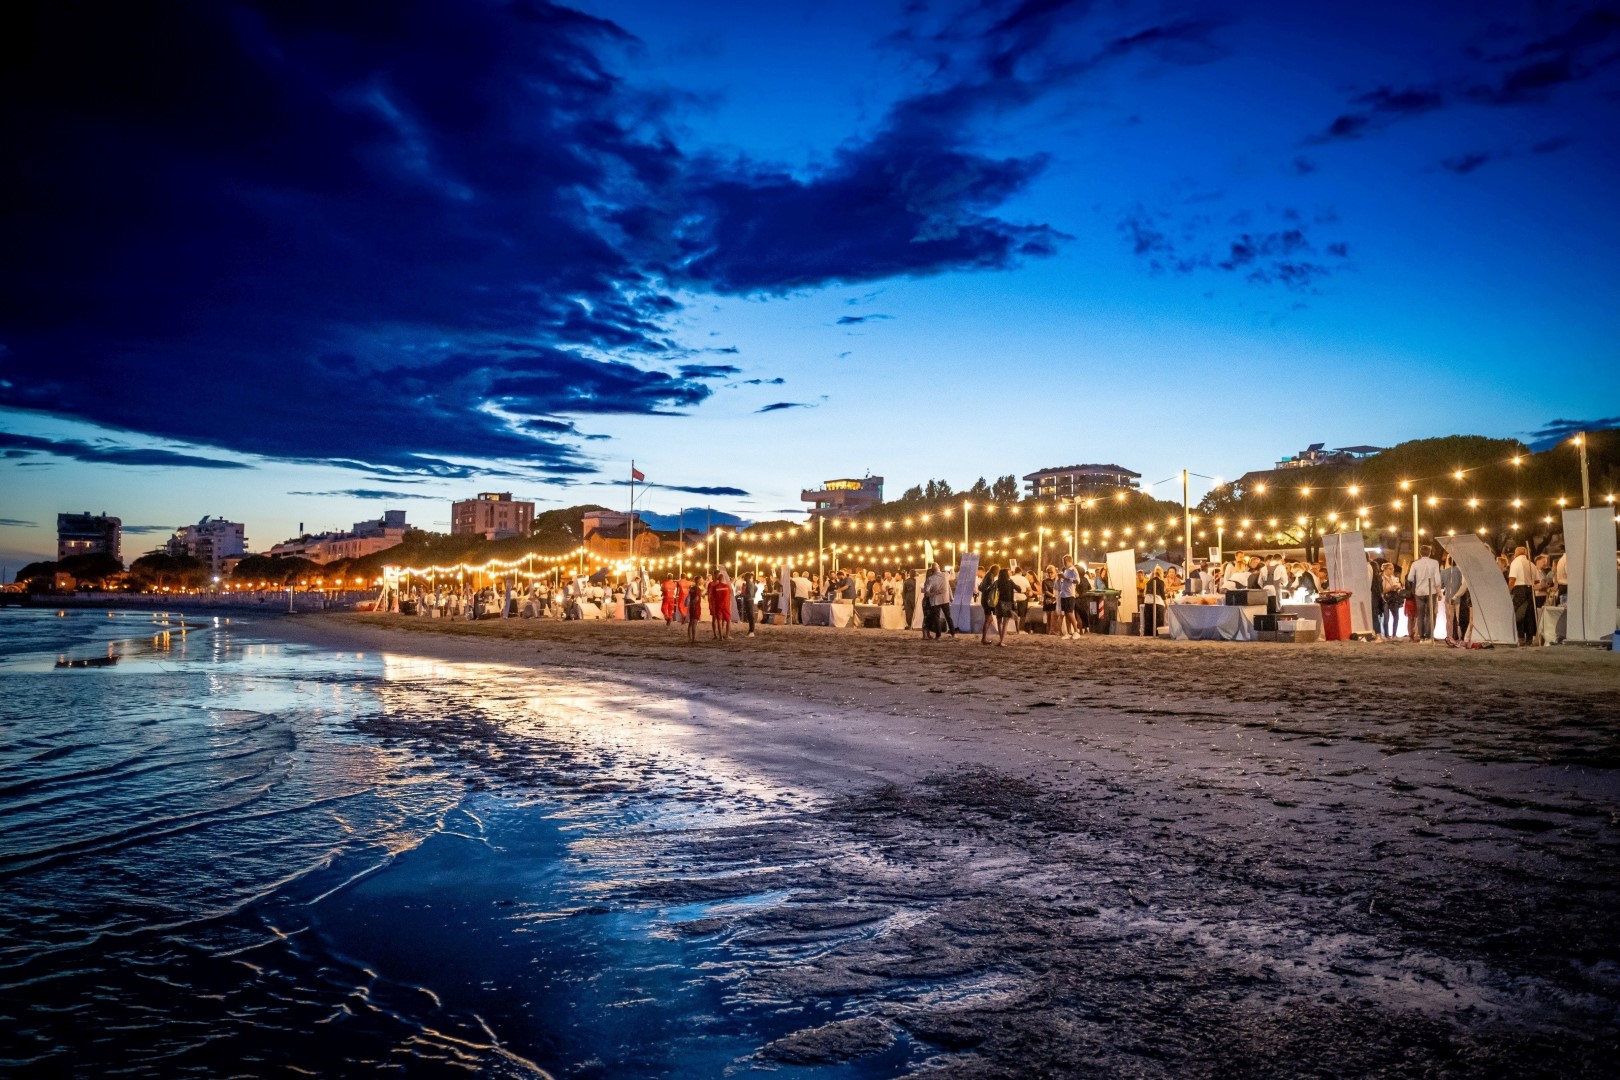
<box><xmin>631</xmin><ymin>466</ymin><xmax>645</xmax><ymax>482</ymax></box>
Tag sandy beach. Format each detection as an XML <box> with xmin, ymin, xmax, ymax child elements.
<box><xmin>275</xmin><ymin>613</ymin><xmax>1620</xmax><ymax>1076</ymax></box>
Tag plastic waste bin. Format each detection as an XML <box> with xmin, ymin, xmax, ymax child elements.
<box><xmin>1316</xmin><ymin>590</ymin><xmax>1352</xmax><ymax>641</ymax></box>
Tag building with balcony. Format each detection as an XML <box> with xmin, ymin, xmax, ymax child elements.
<box><xmin>57</xmin><ymin>511</ymin><xmax>122</xmax><ymax>562</ymax></box>
<box><xmin>167</xmin><ymin>516</ymin><xmax>247</xmax><ymax>573</ymax></box>
<box><xmin>1273</xmin><ymin>443</ymin><xmax>1385</xmax><ymax>469</ymax></box>
<box><xmin>1021</xmin><ymin>464</ymin><xmax>1141</xmax><ymax>500</ymax></box>
<box><xmin>801</xmin><ymin>476</ymin><xmax>883</xmax><ymax>519</ymax></box>
<box><xmin>581</xmin><ymin>510</ymin><xmax>660</xmax><ymax>558</ymax></box>
<box><xmin>267</xmin><ymin>510</ymin><xmax>409</xmax><ymax>563</ymax></box>
<box><xmin>451</xmin><ymin>492</ymin><xmax>535</xmax><ymax>539</ymax></box>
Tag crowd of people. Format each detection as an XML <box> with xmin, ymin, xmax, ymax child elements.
<box><xmin>375</xmin><ymin>539</ymin><xmax>1578</xmax><ymax>647</ymax></box>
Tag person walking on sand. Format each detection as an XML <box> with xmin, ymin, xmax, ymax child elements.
<box><xmin>660</xmin><ymin>575</ymin><xmax>677</xmax><ymax>625</ymax></box>
<box><xmin>991</xmin><ymin>566</ymin><xmax>1017</xmax><ymax>646</ymax></box>
<box><xmin>685</xmin><ymin>573</ymin><xmax>705</xmax><ymax>643</ymax></box>
<box><xmin>709</xmin><ymin>569</ymin><xmax>733</xmax><ymax>641</ymax></box>
<box><xmin>979</xmin><ymin>563</ymin><xmax>1001</xmax><ymax>645</ymax></box>
<box><xmin>738</xmin><ymin>570</ymin><xmax>759</xmax><ymax>637</ymax></box>
<box><xmin>1406</xmin><ymin>545</ymin><xmax>1442</xmax><ymax>642</ymax></box>
<box><xmin>1042</xmin><ymin>565</ymin><xmax>1060</xmax><ymax>635</ymax></box>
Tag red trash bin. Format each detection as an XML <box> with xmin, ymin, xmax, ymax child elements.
<box><xmin>1317</xmin><ymin>590</ymin><xmax>1352</xmax><ymax>641</ymax></box>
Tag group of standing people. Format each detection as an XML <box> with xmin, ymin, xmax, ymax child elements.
<box><xmin>658</xmin><ymin>569</ymin><xmax>764</xmax><ymax>642</ymax></box>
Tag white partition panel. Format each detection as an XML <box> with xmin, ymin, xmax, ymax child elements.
<box><xmin>1436</xmin><ymin>534</ymin><xmax>1517</xmax><ymax>645</ymax></box>
<box><xmin>1563</xmin><ymin>507</ymin><xmax>1618</xmax><ymax>644</ymax></box>
<box><xmin>1323</xmin><ymin>532</ymin><xmax>1375</xmax><ymax>635</ymax></box>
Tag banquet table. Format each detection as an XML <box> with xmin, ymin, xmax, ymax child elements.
<box><xmin>574</xmin><ymin>601</ymin><xmax>603</xmax><ymax>620</ymax></box>
<box><xmin>801</xmin><ymin>601</ymin><xmax>856</xmax><ymax>627</ymax></box>
<box><xmin>1167</xmin><ymin>604</ymin><xmax>1257</xmax><ymax>642</ymax></box>
<box><xmin>854</xmin><ymin>603</ymin><xmax>908</xmax><ymax>629</ymax></box>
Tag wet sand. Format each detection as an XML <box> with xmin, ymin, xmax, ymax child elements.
<box><xmin>286</xmin><ymin>614</ymin><xmax>1620</xmax><ymax>1077</ymax></box>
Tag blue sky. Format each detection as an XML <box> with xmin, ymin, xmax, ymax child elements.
<box><xmin>2</xmin><ymin>0</ymin><xmax>1617</xmax><ymax>568</ymax></box>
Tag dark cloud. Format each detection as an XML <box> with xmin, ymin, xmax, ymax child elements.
<box><xmin>1441</xmin><ymin>151</ymin><xmax>1498</xmax><ymax>174</ymax></box>
<box><xmin>677</xmin><ymin>364</ymin><xmax>742</xmax><ymax>379</ymax></box>
<box><xmin>1525</xmin><ymin>415</ymin><xmax>1620</xmax><ymax>451</ymax></box>
<box><xmin>0</xmin><ymin>518</ymin><xmax>37</xmax><ymax>528</ymax></box>
<box><xmin>836</xmin><ymin>314</ymin><xmax>894</xmax><ymax>325</ymax></box>
<box><xmin>1118</xmin><ymin>207</ymin><xmax>1350</xmax><ymax>291</ymax></box>
<box><xmin>1356</xmin><ymin>85</ymin><xmax>1446</xmax><ymax>115</ymax></box>
<box><xmin>1310</xmin><ymin>84</ymin><xmax>1444</xmax><ymax>144</ymax></box>
<box><xmin>732</xmin><ymin>377</ymin><xmax>786</xmax><ymax>386</ymax></box>
<box><xmin>653</xmin><ymin>484</ymin><xmax>750</xmax><ymax>497</ymax></box>
<box><xmin>2</xmin><ymin>0</ymin><xmax>1122</xmax><ymax>475</ymax></box>
<box><xmin>756</xmin><ymin>401</ymin><xmax>816</xmax><ymax>413</ymax></box>
<box><xmin>0</xmin><ymin>430</ymin><xmax>251</xmax><ymax>469</ymax></box>
<box><xmin>1314</xmin><ymin>7</ymin><xmax>1619</xmax><ymax>143</ymax></box>
<box><xmin>288</xmin><ymin>489</ymin><xmax>430</xmax><ymax>500</ymax></box>
<box><xmin>121</xmin><ymin>524</ymin><xmax>178</xmax><ymax>536</ymax></box>
<box><xmin>1</xmin><ymin>1</ymin><xmax>749</xmax><ymax>478</ymax></box>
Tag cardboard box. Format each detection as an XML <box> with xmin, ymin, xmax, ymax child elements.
<box><xmin>1258</xmin><ymin>630</ymin><xmax>1279</xmax><ymax>642</ymax></box>
<box><xmin>1278</xmin><ymin>628</ymin><xmax>1319</xmax><ymax>643</ymax></box>
<box><xmin>1253</xmin><ymin>614</ymin><xmax>1278</xmax><ymax>632</ymax></box>
<box><xmin>1109</xmin><ymin>620</ymin><xmax>1138</xmax><ymax>636</ymax></box>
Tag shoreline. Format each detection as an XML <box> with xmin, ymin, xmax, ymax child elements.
<box><xmin>263</xmin><ymin>613</ymin><xmax>1620</xmax><ymax>1074</ymax></box>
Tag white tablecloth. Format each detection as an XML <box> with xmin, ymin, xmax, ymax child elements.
<box><xmin>1168</xmin><ymin>604</ymin><xmax>1256</xmax><ymax>642</ymax></box>
<box><xmin>574</xmin><ymin>601</ymin><xmax>603</xmax><ymax>620</ymax></box>
<box><xmin>854</xmin><ymin>603</ymin><xmax>908</xmax><ymax>629</ymax></box>
<box><xmin>802</xmin><ymin>601</ymin><xmax>856</xmax><ymax>627</ymax></box>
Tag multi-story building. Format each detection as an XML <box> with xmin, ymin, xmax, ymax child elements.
<box><xmin>267</xmin><ymin>510</ymin><xmax>408</xmax><ymax>564</ymax></box>
<box><xmin>1273</xmin><ymin>443</ymin><xmax>1385</xmax><ymax>469</ymax></box>
<box><xmin>451</xmin><ymin>492</ymin><xmax>535</xmax><ymax>539</ymax></box>
<box><xmin>800</xmin><ymin>476</ymin><xmax>883</xmax><ymax>519</ymax></box>
<box><xmin>582</xmin><ymin>511</ymin><xmax>660</xmax><ymax>558</ymax></box>
<box><xmin>57</xmin><ymin>511</ymin><xmax>122</xmax><ymax>562</ymax></box>
<box><xmin>167</xmin><ymin>516</ymin><xmax>247</xmax><ymax>573</ymax></box>
<box><xmin>1021</xmin><ymin>464</ymin><xmax>1141</xmax><ymax>500</ymax></box>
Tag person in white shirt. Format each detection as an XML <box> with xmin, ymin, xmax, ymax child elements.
<box><xmin>1406</xmin><ymin>546</ymin><xmax>1442</xmax><ymax>642</ymax></box>
<box><xmin>1554</xmin><ymin>552</ymin><xmax>1568</xmax><ymax>605</ymax></box>
<box><xmin>790</xmin><ymin>573</ymin><xmax>812</xmax><ymax>624</ymax></box>
<box><xmin>1008</xmin><ymin>563</ymin><xmax>1032</xmax><ymax>634</ymax></box>
<box><xmin>1507</xmin><ymin>545</ymin><xmax>1536</xmax><ymax>643</ymax></box>
<box><xmin>1258</xmin><ymin>555</ymin><xmax>1288</xmax><ymax>598</ymax></box>
<box><xmin>1057</xmin><ymin>554</ymin><xmax>1081</xmax><ymax>638</ymax></box>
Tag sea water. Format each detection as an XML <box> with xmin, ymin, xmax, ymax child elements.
<box><xmin>0</xmin><ymin>609</ymin><xmax>913</xmax><ymax>1077</ymax></box>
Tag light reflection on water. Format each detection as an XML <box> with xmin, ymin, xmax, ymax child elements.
<box><xmin>0</xmin><ymin>610</ymin><xmax>909</xmax><ymax>1078</ymax></box>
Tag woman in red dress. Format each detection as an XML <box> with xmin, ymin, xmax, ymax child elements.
<box><xmin>708</xmin><ymin>570</ymin><xmax>733</xmax><ymax>642</ymax></box>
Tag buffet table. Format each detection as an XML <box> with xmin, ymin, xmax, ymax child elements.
<box><xmin>1167</xmin><ymin>604</ymin><xmax>1257</xmax><ymax>642</ymax></box>
<box><xmin>801</xmin><ymin>601</ymin><xmax>856</xmax><ymax>627</ymax></box>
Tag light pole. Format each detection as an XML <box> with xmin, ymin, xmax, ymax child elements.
<box><xmin>1181</xmin><ymin>469</ymin><xmax>1192</xmax><ymax>574</ymax></box>
<box><xmin>1411</xmin><ymin>493</ymin><xmax>1420</xmax><ymax>555</ymax></box>
<box><xmin>1576</xmin><ymin>432</ymin><xmax>1591</xmax><ymax>507</ymax></box>
<box><xmin>1071</xmin><ymin>497</ymin><xmax>1079</xmax><ymax>559</ymax></box>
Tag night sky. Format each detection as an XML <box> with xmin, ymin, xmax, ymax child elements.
<box><xmin>2</xmin><ymin>0</ymin><xmax>1617</xmax><ymax>565</ymax></box>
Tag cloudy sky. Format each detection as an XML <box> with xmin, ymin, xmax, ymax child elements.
<box><xmin>2</xmin><ymin>0</ymin><xmax>1616</xmax><ymax>566</ymax></box>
